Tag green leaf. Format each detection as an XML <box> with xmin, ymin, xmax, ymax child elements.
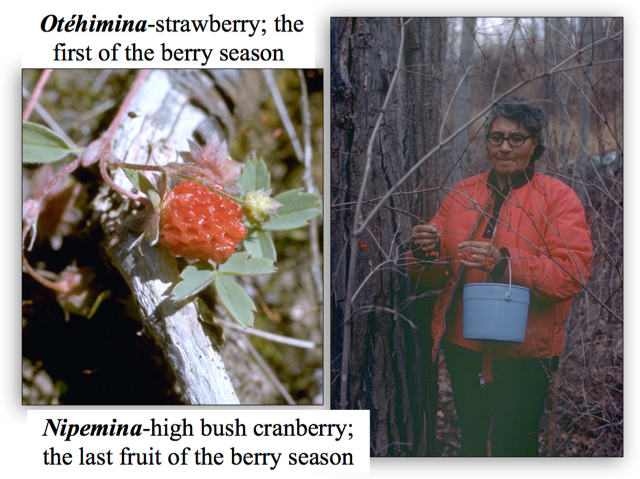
<box><xmin>214</xmin><ymin>274</ymin><xmax>256</xmax><ymax>327</ymax></box>
<box><xmin>219</xmin><ymin>252</ymin><xmax>276</xmax><ymax>276</ymax></box>
<box><xmin>23</xmin><ymin>122</ymin><xmax>74</xmax><ymax>164</ymax></box>
<box><xmin>87</xmin><ymin>290</ymin><xmax>111</xmax><ymax>320</ymax></box>
<box><xmin>171</xmin><ymin>262</ymin><xmax>215</xmax><ymax>301</ymax></box>
<box><xmin>243</xmin><ymin>228</ymin><xmax>277</xmax><ymax>260</ymax></box>
<box><xmin>148</xmin><ymin>190</ymin><xmax>161</xmax><ymax>208</ymax></box>
<box><xmin>121</xmin><ymin>167</ymin><xmax>161</xmax><ymax>207</ymax></box>
<box><xmin>263</xmin><ymin>189</ymin><xmax>322</xmax><ymax>230</ymax></box>
<box><xmin>239</xmin><ymin>157</ymin><xmax>270</xmax><ymax>193</ymax></box>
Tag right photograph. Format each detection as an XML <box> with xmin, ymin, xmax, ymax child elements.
<box><xmin>330</xmin><ymin>18</ymin><xmax>622</xmax><ymax>457</ymax></box>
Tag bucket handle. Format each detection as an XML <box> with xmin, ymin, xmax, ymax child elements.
<box><xmin>504</xmin><ymin>257</ymin><xmax>512</xmax><ymax>300</ymax></box>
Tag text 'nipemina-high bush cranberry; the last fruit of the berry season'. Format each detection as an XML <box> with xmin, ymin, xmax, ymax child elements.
<box><xmin>159</xmin><ymin>180</ymin><xmax>247</xmax><ymax>264</ymax></box>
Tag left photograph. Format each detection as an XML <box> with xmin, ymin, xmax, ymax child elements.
<box><xmin>22</xmin><ymin>69</ymin><xmax>323</xmax><ymax>405</ymax></box>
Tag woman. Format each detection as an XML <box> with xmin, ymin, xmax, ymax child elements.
<box><xmin>409</xmin><ymin>95</ymin><xmax>593</xmax><ymax>456</ymax></box>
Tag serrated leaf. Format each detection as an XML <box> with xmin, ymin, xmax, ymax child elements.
<box><xmin>23</xmin><ymin>122</ymin><xmax>74</xmax><ymax>164</ymax></box>
<box><xmin>263</xmin><ymin>189</ymin><xmax>322</xmax><ymax>230</ymax></box>
<box><xmin>239</xmin><ymin>157</ymin><xmax>270</xmax><ymax>193</ymax></box>
<box><xmin>121</xmin><ymin>167</ymin><xmax>160</xmax><ymax>206</ymax></box>
<box><xmin>214</xmin><ymin>274</ymin><xmax>256</xmax><ymax>327</ymax></box>
<box><xmin>171</xmin><ymin>262</ymin><xmax>215</xmax><ymax>301</ymax></box>
<box><xmin>219</xmin><ymin>252</ymin><xmax>276</xmax><ymax>275</ymax></box>
<box><xmin>243</xmin><ymin>228</ymin><xmax>277</xmax><ymax>260</ymax></box>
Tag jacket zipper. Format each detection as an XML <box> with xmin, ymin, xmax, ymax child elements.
<box><xmin>434</xmin><ymin>194</ymin><xmax>494</xmax><ymax>361</ymax></box>
<box><xmin>478</xmin><ymin>188</ymin><xmax>511</xmax><ymax>385</ymax></box>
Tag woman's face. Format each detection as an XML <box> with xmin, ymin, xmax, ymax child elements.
<box><xmin>487</xmin><ymin>116</ymin><xmax>539</xmax><ymax>183</ymax></box>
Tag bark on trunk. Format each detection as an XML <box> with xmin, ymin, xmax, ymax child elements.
<box><xmin>331</xmin><ymin>17</ymin><xmax>442</xmax><ymax>456</ymax></box>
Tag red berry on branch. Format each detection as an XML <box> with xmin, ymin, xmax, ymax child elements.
<box><xmin>460</xmin><ymin>250</ymin><xmax>475</xmax><ymax>261</ymax></box>
<box><xmin>159</xmin><ymin>181</ymin><xmax>247</xmax><ymax>264</ymax></box>
<box><xmin>599</xmin><ymin>258</ymin><xmax>605</xmax><ymax>263</ymax></box>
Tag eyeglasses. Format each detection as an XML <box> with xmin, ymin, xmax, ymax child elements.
<box><xmin>486</xmin><ymin>133</ymin><xmax>534</xmax><ymax>147</ymax></box>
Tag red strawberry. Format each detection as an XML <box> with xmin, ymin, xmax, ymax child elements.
<box><xmin>159</xmin><ymin>181</ymin><xmax>247</xmax><ymax>264</ymax></box>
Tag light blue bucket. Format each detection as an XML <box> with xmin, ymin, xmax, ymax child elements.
<box><xmin>462</xmin><ymin>282</ymin><xmax>530</xmax><ymax>343</ymax></box>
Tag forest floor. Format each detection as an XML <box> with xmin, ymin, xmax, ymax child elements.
<box><xmin>435</xmin><ymin>353</ymin><xmax>462</xmax><ymax>456</ymax></box>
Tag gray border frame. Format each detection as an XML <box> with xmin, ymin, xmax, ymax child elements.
<box><xmin>317</xmin><ymin>2</ymin><xmax>637</xmax><ymax>476</ymax></box>
<box><xmin>2</xmin><ymin>2</ymin><xmax>637</xmax><ymax>476</ymax></box>
<box><xmin>2</xmin><ymin>55</ymin><xmax>22</xmax><ymax>424</ymax></box>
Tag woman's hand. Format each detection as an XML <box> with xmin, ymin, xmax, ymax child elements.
<box><xmin>412</xmin><ymin>224</ymin><xmax>440</xmax><ymax>254</ymax></box>
<box><xmin>458</xmin><ymin>241</ymin><xmax>503</xmax><ymax>271</ymax></box>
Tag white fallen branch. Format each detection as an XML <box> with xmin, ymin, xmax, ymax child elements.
<box><xmin>94</xmin><ymin>70</ymin><xmax>239</xmax><ymax>404</ymax></box>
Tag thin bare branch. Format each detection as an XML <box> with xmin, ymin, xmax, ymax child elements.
<box><xmin>340</xmin><ymin>17</ymin><xmax>407</xmax><ymax>409</ymax></box>
<box><xmin>355</xmin><ymin>30</ymin><xmax>622</xmax><ymax>236</ymax></box>
<box><xmin>263</xmin><ymin>70</ymin><xmax>305</xmax><ymax>161</ymax></box>
<box><xmin>238</xmin><ymin>334</ymin><xmax>296</xmax><ymax>405</ymax></box>
<box><xmin>220</xmin><ymin>320</ymin><xmax>316</xmax><ymax>349</ymax></box>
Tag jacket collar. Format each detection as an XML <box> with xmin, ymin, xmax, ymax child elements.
<box><xmin>487</xmin><ymin>163</ymin><xmax>536</xmax><ymax>195</ymax></box>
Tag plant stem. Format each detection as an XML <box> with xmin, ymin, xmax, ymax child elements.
<box><xmin>23</xmin><ymin>69</ymin><xmax>52</xmax><ymax>121</ymax></box>
<box><xmin>99</xmin><ymin>152</ymin><xmax>152</xmax><ymax>207</ymax></box>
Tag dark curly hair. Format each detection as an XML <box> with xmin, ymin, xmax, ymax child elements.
<box><xmin>485</xmin><ymin>94</ymin><xmax>548</xmax><ymax>162</ymax></box>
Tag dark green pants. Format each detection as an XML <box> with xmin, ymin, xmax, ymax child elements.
<box><xmin>442</xmin><ymin>340</ymin><xmax>552</xmax><ymax>457</ymax></box>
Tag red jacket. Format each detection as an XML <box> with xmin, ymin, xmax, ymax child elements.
<box><xmin>408</xmin><ymin>169</ymin><xmax>593</xmax><ymax>381</ymax></box>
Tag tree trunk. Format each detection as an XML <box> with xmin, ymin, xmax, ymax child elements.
<box><xmin>451</xmin><ymin>17</ymin><xmax>476</xmax><ymax>181</ymax></box>
<box><xmin>331</xmin><ymin>17</ymin><xmax>442</xmax><ymax>456</ymax></box>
